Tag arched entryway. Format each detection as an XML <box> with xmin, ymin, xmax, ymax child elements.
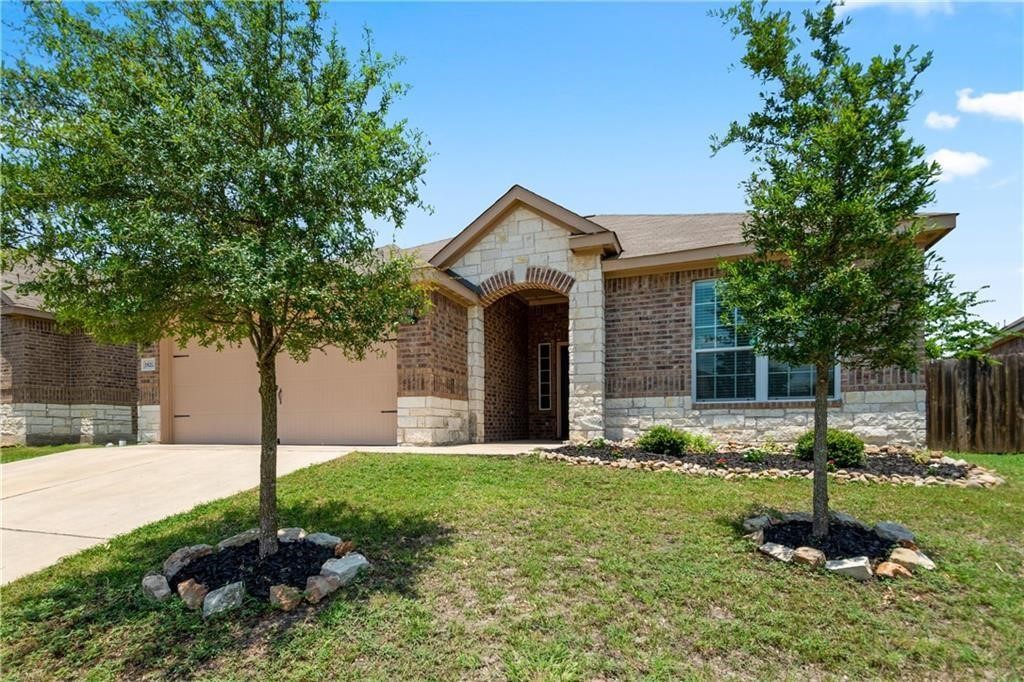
<box><xmin>483</xmin><ymin>288</ymin><xmax>569</xmax><ymax>441</ymax></box>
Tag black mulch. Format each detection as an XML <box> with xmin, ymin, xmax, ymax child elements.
<box><xmin>763</xmin><ymin>520</ymin><xmax>895</xmax><ymax>561</ymax></box>
<box><xmin>168</xmin><ymin>539</ymin><xmax>333</xmax><ymax>601</ymax></box>
<box><xmin>551</xmin><ymin>444</ymin><xmax>968</xmax><ymax>479</ymax></box>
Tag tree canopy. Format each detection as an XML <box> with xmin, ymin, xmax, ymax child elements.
<box><xmin>710</xmin><ymin>0</ymin><xmax>998</xmax><ymax>536</ymax></box>
<box><xmin>2</xmin><ymin>0</ymin><xmax>432</xmax><ymax>554</ymax></box>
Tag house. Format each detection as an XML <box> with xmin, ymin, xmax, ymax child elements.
<box><xmin>986</xmin><ymin>316</ymin><xmax>1024</xmax><ymax>356</ymax></box>
<box><xmin>138</xmin><ymin>186</ymin><xmax>956</xmax><ymax>447</ymax></box>
<box><xmin>1</xmin><ymin>263</ymin><xmax>138</xmax><ymax>445</ymax></box>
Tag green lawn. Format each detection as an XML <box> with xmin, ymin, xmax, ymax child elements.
<box><xmin>2</xmin><ymin>452</ymin><xmax>1022</xmax><ymax>680</ymax></box>
<box><xmin>0</xmin><ymin>443</ymin><xmax>100</xmax><ymax>464</ymax></box>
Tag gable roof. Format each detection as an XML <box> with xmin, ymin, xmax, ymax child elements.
<box><xmin>428</xmin><ymin>185</ymin><xmax>608</xmax><ymax>268</ymax></box>
<box><xmin>408</xmin><ymin>187</ymin><xmax>958</xmax><ymax>275</ymax></box>
<box><xmin>1</xmin><ymin>262</ymin><xmax>51</xmax><ymax>319</ymax></box>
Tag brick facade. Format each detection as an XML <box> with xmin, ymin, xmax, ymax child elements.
<box><xmin>397</xmin><ymin>291</ymin><xmax>468</xmax><ymax>401</ymax></box>
<box><xmin>484</xmin><ymin>295</ymin><xmax>528</xmax><ymax>441</ymax></box>
<box><xmin>604</xmin><ymin>267</ymin><xmax>924</xmax><ymax>399</ymax></box>
<box><xmin>1</xmin><ymin>314</ymin><xmax>137</xmax><ymax>445</ymax></box>
<box><xmin>527</xmin><ymin>302</ymin><xmax>568</xmax><ymax>439</ymax></box>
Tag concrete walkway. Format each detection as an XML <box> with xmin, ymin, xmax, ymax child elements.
<box><xmin>0</xmin><ymin>441</ymin><xmax>553</xmax><ymax>584</ymax></box>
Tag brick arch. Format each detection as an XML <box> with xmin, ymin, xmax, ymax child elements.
<box><xmin>479</xmin><ymin>266</ymin><xmax>575</xmax><ymax>305</ymax></box>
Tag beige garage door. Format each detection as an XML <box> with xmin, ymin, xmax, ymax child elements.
<box><xmin>170</xmin><ymin>341</ymin><xmax>397</xmax><ymax>445</ymax></box>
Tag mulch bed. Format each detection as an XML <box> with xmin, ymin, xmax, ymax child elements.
<box><xmin>763</xmin><ymin>521</ymin><xmax>896</xmax><ymax>561</ymax></box>
<box><xmin>551</xmin><ymin>444</ymin><xmax>968</xmax><ymax>479</ymax></box>
<box><xmin>169</xmin><ymin>539</ymin><xmax>333</xmax><ymax>600</ymax></box>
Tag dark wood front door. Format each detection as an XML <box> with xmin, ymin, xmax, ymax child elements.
<box><xmin>559</xmin><ymin>345</ymin><xmax>570</xmax><ymax>440</ymax></box>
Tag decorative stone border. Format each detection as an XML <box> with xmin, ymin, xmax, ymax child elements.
<box><xmin>744</xmin><ymin>513</ymin><xmax>934</xmax><ymax>581</ymax></box>
<box><xmin>537</xmin><ymin>449</ymin><xmax>1006</xmax><ymax>489</ymax></box>
<box><xmin>141</xmin><ymin>527</ymin><xmax>368</xmax><ymax>618</ymax></box>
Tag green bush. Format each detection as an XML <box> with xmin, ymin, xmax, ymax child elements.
<box><xmin>742</xmin><ymin>449</ymin><xmax>766</xmax><ymax>464</ymax></box>
<box><xmin>794</xmin><ymin>428</ymin><xmax>866</xmax><ymax>468</ymax></box>
<box><xmin>636</xmin><ymin>425</ymin><xmax>716</xmax><ymax>456</ymax></box>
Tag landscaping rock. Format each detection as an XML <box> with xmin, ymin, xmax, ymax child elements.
<box><xmin>889</xmin><ymin>547</ymin><xmax>935</xmax><ymax>571</ymax></box>
<box><xmin>277</xmin><ymin>527</ymin><xmax>306</xmax><ymax>543</ymax></box>
<box><xmin>203</xmin><ymin>581</ymin><xmax>244</xmax><ymax>619</ymax></box>
<box><xmin>874</xmin><ymin>522</ymin><xmax>915</xmax><ymax>544</ymax></box>
<box><xmin>830</xmin><ymin>512</ymin><xmax>870</xmax><ymax>530</ymax></box>
<box><xmin>824</xmin><ymin>556</ymin><xmax>873</xmax><ymax>581</ymax></box>
<box><xmin>217</xmin><ymin>528</ymin><xmax>259</xmax><ymax>551</ymax></box>
<box><xmin>305</xmin><ymin>532</ymin><xmax>341</xmax><ymax>548</ymax></box>
<box><xmin>177</xmin><ymin>578</ymin><xmax>208</xmax><ymax>609</ymax></box>
<box><xmin>305</xmin><ymin>574</ymin><xmax>342</xmax><ymax>603</ymax></box>
<box><xmin>142</xmin><ymin>574</ymin><xmax>172</xmax><ymax>601</ymax></box>
<box><xmin>876</xmin><ymin>561</ymin><xmax>913</xmax><ymax>579</ymax></box>
<box><xmin>334</xmin><ymin>540</ymin><xmax>355</xmax><ymax>557</ymax></box>
<box><xmin>781</xmin><ymin>512</ymin><xmax>813</xmax><ymax>523</ymax></box>
<box><xmin>269</xmin><ymin>584</ymin><xmax>303</xmax><ymax>611</ymax></box>
<box><xmin>792</xmin><ymin>546</ymin><xmax>826</xmax><ymax>567</ymax></box>
<box><xmin>163</xmin><ymin>544</ymin><xmax>213</xmax><ymax>579</ymax></box>
<box><xmin>745</xmin><ymin>529</ymin><xmax>764</xmax><ymax>545</ymax></box>
<box><xmin>742</xmin><ymin>515</ymin><xmax>772</xmax><ymax>532</ymax></box>
<box><xmin>759</xmin><ymin>542</ymin><xmax>794</xmax><ymax>563</ymax></box>
<box><xmin>320</xmin><ymin>552</ymin><xmax>369</xmax><ymax>585</ymax></box>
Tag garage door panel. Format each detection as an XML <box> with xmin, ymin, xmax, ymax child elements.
<box><xmin>170</xmin><ymin>341</ymin><xmax>397</xmax><ymax>445</ymax></box>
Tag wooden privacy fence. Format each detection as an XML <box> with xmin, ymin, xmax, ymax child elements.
<box><xmin>926</xmin><ymin>354</ymin><xmax>1024</xmax><ymax>453</ymax></box>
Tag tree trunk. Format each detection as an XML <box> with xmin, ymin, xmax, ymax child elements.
<box><xmin>811</xmin><ymin>363</ymin><xmax>831</xmax><ymax>538</ymax></box>
<box><xmin>257</xmin><ymin>352</ymin><xmax>280</xmax><ymax>557</ymax></box>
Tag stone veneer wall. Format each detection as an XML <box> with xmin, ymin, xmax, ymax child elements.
<box><xmin>527</xmin><ymin>302</ymin><xmax>568</xmax><ymax>439</ymax></box>
<box><xmin>484</xmin><ymin>295</ymin><xmax>528</xmax><ymax>441</ymax></box>
<box><xmin>604</xmin><ymin>392</ymin><xmax>926</xmax><ymax>445</ymax></box>
<box><xmin>603</xmin><ymin>268</ymin><xmax>927</xmax><ymax>446</ymax></box>
<box><xmin>396</xmin><ymin>396</ymin><xmax>469</xmax><ymax>446</ymax></box>
<box><xmin>2</xmin><ymin>314</ymin><xmax>137</xmax><ymax>445</ymax></box>
<box><xmin>137</xmin><ymin>341</ymin><xmax>161</xmax><ymax>442</ymax></box>
<box><xmin>448</xmin><ymin>206</ymin><xmax>605</xmax><ymax>443</ymax></box>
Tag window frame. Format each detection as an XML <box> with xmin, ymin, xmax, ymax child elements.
<box><xmin>691</xmin><ymin>279</ymin><xmax>841</xmax><ymax>404</ymax></box>
<box><xmin>538</xmin><ymin>343</ymin><xmax>552</xmax><ymax>411</ymax></box>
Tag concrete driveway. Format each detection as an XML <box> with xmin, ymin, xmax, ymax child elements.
<box><xmin>0</xmin><ymin>441</ymin><xmax>552</xmax><ymax>584</ymax></box>
<box><xmin>0</xmin><ymin>444</ymin><xmax>355</xmax><ymax>584</ymax></box>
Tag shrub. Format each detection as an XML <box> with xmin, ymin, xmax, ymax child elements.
<box><xmin>794</xmin><ymin>429</ymin><xmax>866</xmax><ymax>468</ymax></box>
<box><xmin>743</xmin><ymin>449</ymin><xmax>766</xmax><ymax>464</ymax></box>
<box><xmin>587</xmin><ymin>437</ymin><xmax>609</xmax><ymax>450</ymax></box>
<box><xmin>636</xmin><ymin>425</ymin><xmax>716</xmax><ymax>456</ymax></box>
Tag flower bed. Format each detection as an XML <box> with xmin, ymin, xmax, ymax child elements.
<box><xmin>541</xmin><ymin>442</ymin><xmax>1005</xmax><ymax>488</ymax></box>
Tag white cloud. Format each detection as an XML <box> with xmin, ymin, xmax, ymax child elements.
<box><xmin>956</xmin><ymin>89</ymin><xmax>1024</xmax><ymax>123</ymax></box>
<box><xmin>833</xmin><ymin>1</ymin><xmax>954</xmax><ymax>17</ymax></box>
<box><xmin>928</xmin><ymin>149</ymin><xmax>990</xmax><ymax>182</ymax></box>
<box><xmin>925</xmin><ymin>111</ymin><xmax>959</xmax><ymax>129</ymax></box>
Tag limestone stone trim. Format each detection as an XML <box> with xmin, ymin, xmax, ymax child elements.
<box><xmin>604</xmin><ymin>389</ymin><xmax>926</xmax><ymax>446</ymax></box>
<box><xmin>568</xmin><ymin>252</ymin><xmax>605</xmax><ymax>442</ymax></box>
<box><xmin>479</xmin><ymin>266</ymin><xmax>575</xmax><ymax>305</ymax></box>
<box><xmin>467</xmin><ymin>305</ymin><xmax>485</xmax><ymax>443</ymax></box>
<box><xmin>2</xmin><ymin>402</ymin><xmax>135</xmax><ymax>446</ymax></box>
<box><xmin>397</xmin><ymin>396</ymin><xmax>470</xmax><ymax>446</ymax></box>
<box><xmin>448</xmin><ymin>207</ymin><xmax>573</xmax><ymax>286</ymax></box>
<box><xmin>138</xmin><ymin>404</ymin><xmax>161</xmax><ymax>443</ymax></box>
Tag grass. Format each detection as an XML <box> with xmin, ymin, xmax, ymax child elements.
<box><xmin>1</xmin><ymin>452</ymin><xmax>1022</xmax><ymax>680</ymax></box>
<box><xmin>0</xmin><ymin>443</ymin><xmax>100</xmax><ymax>464</ymax></box>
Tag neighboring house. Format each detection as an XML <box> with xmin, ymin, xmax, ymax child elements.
<box><xmin>1</xmin><ymin>263</ymin><xmax>138</xmax><ymax>445</ymax></box>
<box><xmin>139</xmin><ymin>186</ymin><xmax>956</xmax><ymax>447</ymax></box>
<box><xmin>987</xmin><ymin>316</ymin><xmax>1024</xmax><ymax>356</ymax></box>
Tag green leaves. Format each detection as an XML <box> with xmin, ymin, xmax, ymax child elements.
<box><xmin>2</xmin><ymin>0</ymin><xmax>430</xmax><ymax>361</ymax></box>
<box><xmin>712</xmin><ymin>0</ymin><xmax>994</xmax><ymax>369</ymax></box>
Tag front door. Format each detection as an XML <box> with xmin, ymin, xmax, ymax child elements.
<box><xmin>559</xmin><ymin>345</ymin><xmax>570</xmax><ymax>440</ymax></box>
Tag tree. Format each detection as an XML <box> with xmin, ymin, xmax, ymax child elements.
<box><xmin>710</xmin><ymin>1</ymin><xmax>999</xmax><ymax>537</ymax></box>
<box><xmin>2</xmin><ymin>0</ymin><xmax>431</xmax><ymax>556</ymax></box>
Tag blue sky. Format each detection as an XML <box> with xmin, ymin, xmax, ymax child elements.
<box><xmin>316</xmin><ymin>1</ymin><xmax>1022</xmax><ymax>326</ymax></box>
<box><xmin>2</xmin><ymin>1</ymin><xmax>1021</xmax><ymax>325</ymax></box>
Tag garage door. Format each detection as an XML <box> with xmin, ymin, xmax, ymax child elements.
<box><xmin>169</xmin><ymin>340</ymin><xmax>397</xmax><ymax>445</ymax></box>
